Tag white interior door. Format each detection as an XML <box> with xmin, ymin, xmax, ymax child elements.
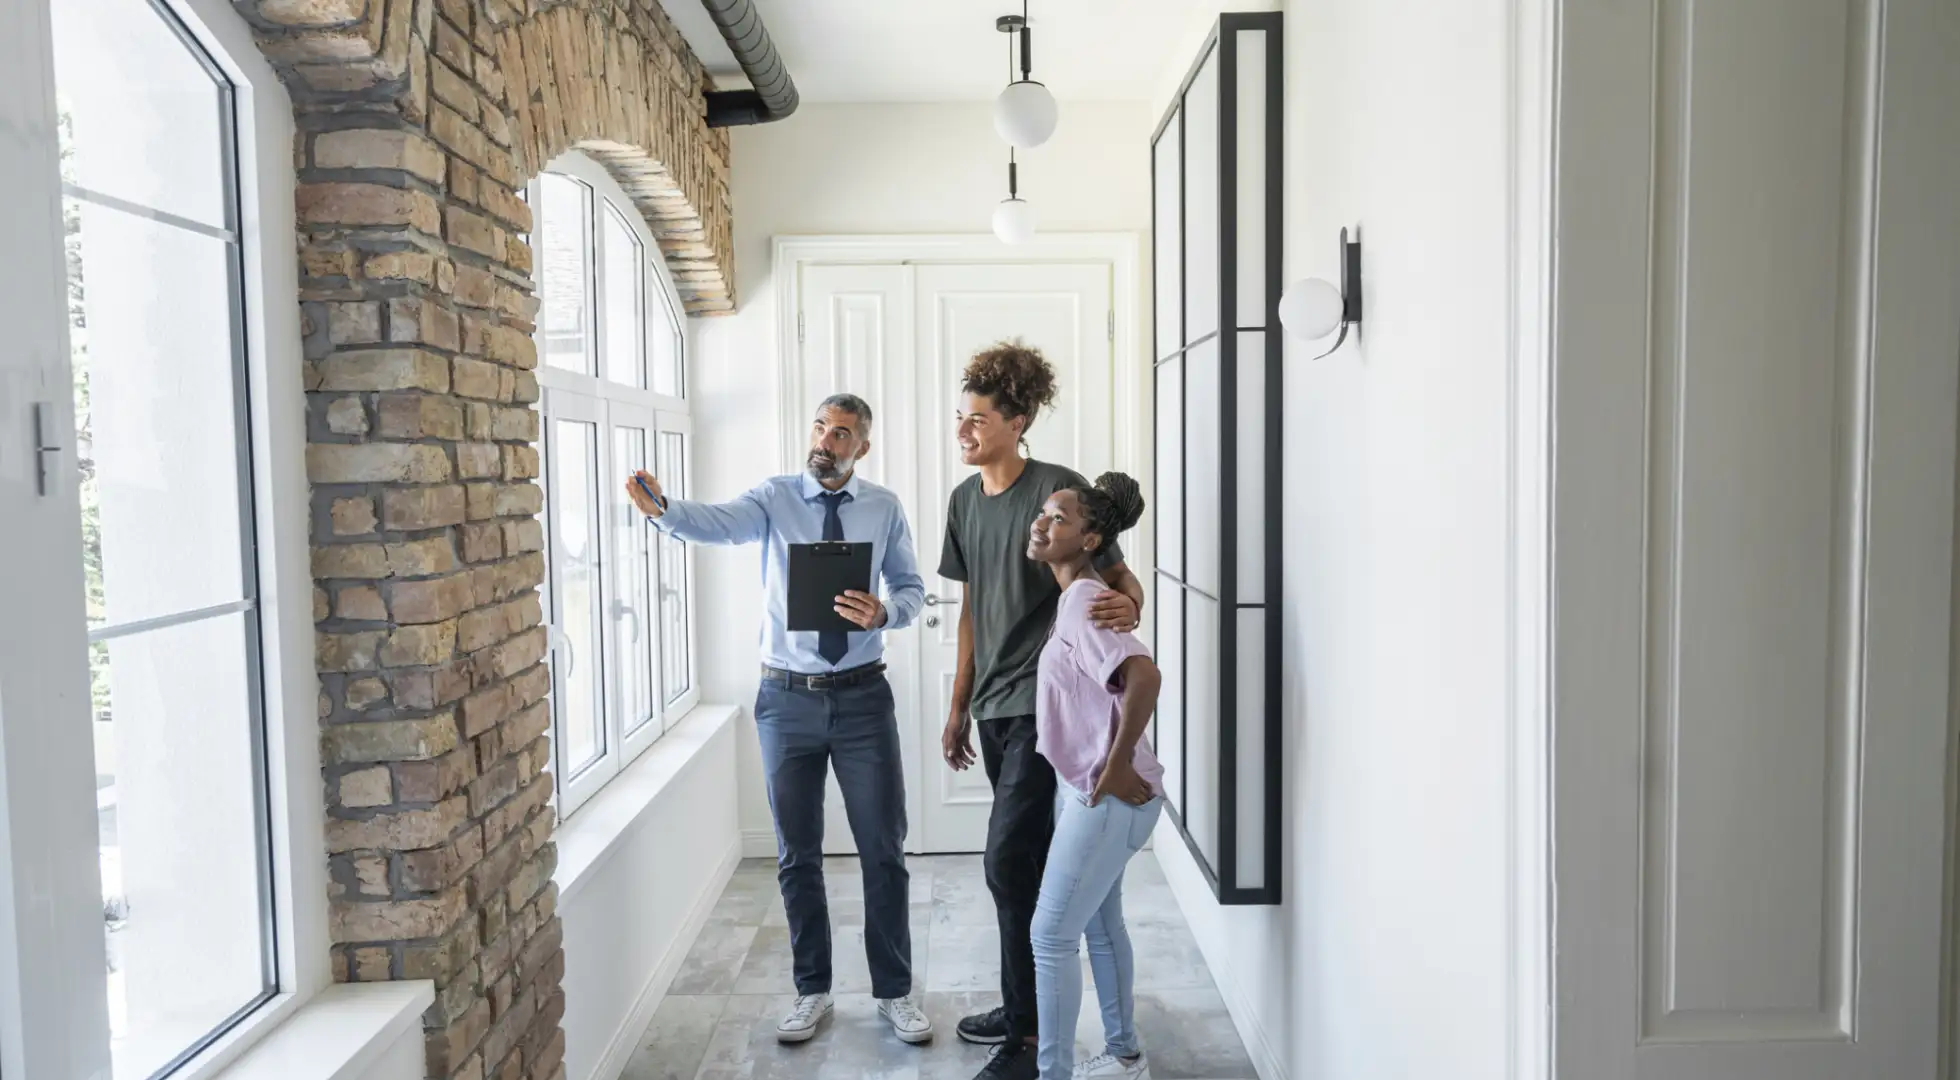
<box><xmin>795</xmin><ymin>259</ymin><xmax>1114</xmax><ymax>855</ymax></box>
<box><xmin>1553</xmin><ymin>0</ymin><xmax>1960</xmax><ymax>1076</ymax></box>
<box><xmin>911</xmin><ymin>262</ymin><xmax>1114</xmax><ymax>854</ymax></box>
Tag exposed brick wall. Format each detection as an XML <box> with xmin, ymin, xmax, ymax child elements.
<box><xmin>227</xmin><ymin>2</ymin><xmax>736</xmax><ymax>1078</ymax></box>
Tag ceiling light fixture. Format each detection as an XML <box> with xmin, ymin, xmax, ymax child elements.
<box><xmin>992</xmin><ymin>149</ymin><xmax>1036</xmax><ymax>244</ymax></box>
<box><xmin>994</xmin><ymin>7</ymin><xmax>1057</xmax><ymax>149</ymax></box>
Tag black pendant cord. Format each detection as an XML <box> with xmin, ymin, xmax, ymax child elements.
<box><xmin>1007</xmin><ymin>150</ymin><xmax>1019</xmax><ymax>200</ymax></box>
<box><xmin>1022</xmin><ymin>0</ymin><xmax>1033</xmax><ymax>80</ymax></box>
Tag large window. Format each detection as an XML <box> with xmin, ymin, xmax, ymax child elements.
<box><xmin>52</xmin><ymin>0</ymin><xmax>277</xmax><ymax>1074</ymax></box>
<box><xmin>1151</xmin><ymin>14</ymin><xmax>1284</xmax><ymax>905</ymax></box>
<box><xmin>532</xmin><ymin>157</ymin><xmax>696</xmax><ymax>817</ymax></box>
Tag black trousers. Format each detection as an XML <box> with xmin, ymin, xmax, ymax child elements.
<box><xmin>979</xmin><ymin>714</ymin><xmax>1058</xmax><ymax>1041</ymax></box>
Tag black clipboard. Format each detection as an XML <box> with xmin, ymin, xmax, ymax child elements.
<box><xmin>787</xmin><ymin>542</ymin><xmax>874</xmax><ymax>633</ymax></box>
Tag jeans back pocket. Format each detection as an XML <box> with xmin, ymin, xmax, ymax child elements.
<box><xmin>1125</xmin><ymin>798</ymin><xmax>1163</xmax><ymax>852</ymax></box>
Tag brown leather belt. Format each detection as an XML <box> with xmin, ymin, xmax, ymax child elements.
<box><xmin>760</xmin><ymin>661</ymin><xmax>887</xmax><ymax>691</ymax></box>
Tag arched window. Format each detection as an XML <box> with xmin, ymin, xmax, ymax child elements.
<box><xmin>52</xmin><ymin>0</ymin><xmax>276</xmax><ymax>1073</ymax></box>
<box><xmin>530</xmin><ymin>154</ymin><xmax>697</xmax><ymax>818</ymax></box>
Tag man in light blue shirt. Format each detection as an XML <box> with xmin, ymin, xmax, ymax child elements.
<box><xmin>623</xmin><ymin>393</ymin><xmax>931</xmax><ymax>1047</ymax></box>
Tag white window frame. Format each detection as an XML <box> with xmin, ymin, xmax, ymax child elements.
<box><xmin>532</xmin><ymin>152</ymin><xmax>698</xmax><ymax>820</ymax></box>
<box><xmin>0</xmin><ymin>0</ymin><xmax>334</xmax><ymax>1076</ymax></box>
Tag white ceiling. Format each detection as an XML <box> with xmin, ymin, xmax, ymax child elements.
<box><xmin>660</xmin><ymin>0</ymin><xmax>1213</xmax><ymax>103</ymax></box>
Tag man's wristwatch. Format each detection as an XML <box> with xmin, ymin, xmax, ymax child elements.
<box><xmin>634</xmin><ymin>475</ymin><xmax>668</xmax><ymax>514</ymax></box>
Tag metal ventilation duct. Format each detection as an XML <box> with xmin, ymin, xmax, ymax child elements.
<box><xmin>697</xmin><ymin>0</ymin><xmax>799</xmax><ymax>127</ymax></box>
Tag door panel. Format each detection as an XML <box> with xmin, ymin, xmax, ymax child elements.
<box><xmin>912</xmin><ymin>262</ymin><xmax>1113</xmax><ymax>854</ymax></box>
<box><xmin>1553</xmin><ymin>0</ymin><xmax>1960</xmax><ymax>1075</ymax></box>
<box><xmin>798</xmin><ymin>264</ymin><xmax>918</xmax><ymax>856</ymax></box>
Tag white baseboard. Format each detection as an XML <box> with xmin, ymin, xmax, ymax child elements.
<box><xmin>741</xmin><ymin>828</ymin><xmax>777</xmax><ymax>860</ymax></box>
<box><xmin>1149</xmin><ymin>834</ymin><xmax>1289</xmax><ymax>1080</ymax></box>
<box><xmin>585</xmin><ymin>835</ymin><xmax>742</xmax><ymax>1080</ymax></box>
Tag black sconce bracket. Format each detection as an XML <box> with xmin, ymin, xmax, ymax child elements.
<box><xmin>1314</xmin><ymin>227</ymin><xmax>1365</xmax><ymax>360</ymax></box>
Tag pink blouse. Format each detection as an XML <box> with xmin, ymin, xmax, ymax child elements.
<box><xmin>1034</xmin><ymin>579</ymin><xmax>1166</xmax><ymax>798</ymax></box>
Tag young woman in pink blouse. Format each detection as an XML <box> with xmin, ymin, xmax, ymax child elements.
<box><xmin>1023</xmin><ymin>473</ymin><xmax>1165</xmax><ymax>1080</ymax></box>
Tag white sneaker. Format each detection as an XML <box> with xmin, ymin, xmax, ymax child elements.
<box><xmin>777</xmin><ymin>994</ymin><xmax>833</xmax><ymax>1043</ymax></box>
<box><xmin>1074</xmin><ymin>1049</ymin><xmax>1149</xmax><ymax>1079</ymax></box>
<box><xmin>878</xmin><ymin>996</ymin><xmax>935</xmax><ymax>1044</ymax></box>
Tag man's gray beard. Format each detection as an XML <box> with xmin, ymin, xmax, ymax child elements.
<box><xmin>807</xmin><ymin>452</ymin><xmax>845</xmax><ymax>481</ymax></box>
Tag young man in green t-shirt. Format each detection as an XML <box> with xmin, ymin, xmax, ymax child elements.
<box><xmin>937</xmin><ymin>342</ymin><xmax>1146</xmax><ymax>1080</ymax></box>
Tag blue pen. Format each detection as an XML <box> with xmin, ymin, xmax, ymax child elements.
<box><xmin>634</xmin><ymin>474</ymin><xmax>668</xmax><ymax>513</ymax></box>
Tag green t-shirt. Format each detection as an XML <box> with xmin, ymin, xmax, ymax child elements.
<box><xmin>938</xmin><ymin>459</ymin><xmax>1125</xmax><ymax>722</ymax></box>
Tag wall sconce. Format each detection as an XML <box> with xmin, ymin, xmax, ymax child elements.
<box><xmin>1278</xmin><ymin>227</ymin><xmax>1363</xmax><ymax>357</ymax></box>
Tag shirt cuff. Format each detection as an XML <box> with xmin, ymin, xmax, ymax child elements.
<box><xmin>646</xmin><ymin>502</ymin><xmax>681</xmax><ymax>532</ymax></box>
<box><xmin>883</xmin><ymin>594</ymin><xmax>921</xmax><ymax>632</ymax></box>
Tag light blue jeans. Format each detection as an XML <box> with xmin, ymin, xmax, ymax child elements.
<box><xmin>1031</xmin><ymin>783</ymin><xmax>1164</xmax><ymax>1080</ymax></box>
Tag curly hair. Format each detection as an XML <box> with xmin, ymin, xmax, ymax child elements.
<box><xmin>961</xmin><ymin>340</ymin><xmax>1059</xmax><ymax>434</ymax></box>
<box><xmin>1069</xmin><ymin>472</ymin><xmax>1147</xmax><ymax>550</ymax></box>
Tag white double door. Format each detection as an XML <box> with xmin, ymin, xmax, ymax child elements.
<box><xmin>793</xmin><ymin>260</ymin><xmax>1114</xmax><ymax>855</ymax></box>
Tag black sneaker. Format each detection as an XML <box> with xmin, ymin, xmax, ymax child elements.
<box><xmin>973</xmin><ymin>1041</ymin><xmax>1039</xmax><ymax>1080</ymax></box>
<box><xmin>956</xmin><ymin>1006</ymin><xmax>1011</xmax><ymax>1045</ymax></box>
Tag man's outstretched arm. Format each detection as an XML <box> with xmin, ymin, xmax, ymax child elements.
<box><xmin>626</xmin><ymin>471</ymin><xmax>770</xmax><ymax>546</ymax></box>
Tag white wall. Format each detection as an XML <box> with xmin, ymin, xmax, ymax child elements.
<box><xmin>1152</xmin><ymin>2</ymin><xmax>1522</xmax><ymax>1079</ymax></box>
<box><xmin>689</xmin><ymin>101</ymin><xmax>1152</xmax><ymax>843</ymax></box>
<box><xmin>557</xmin><ymin>709</ymin><xmax>740</xmax><ymax>1080</ymax></box>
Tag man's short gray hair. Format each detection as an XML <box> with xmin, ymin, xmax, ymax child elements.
<box><xmin>817</xmin><ymin>393</ymin><xmax>873</xmax><ymax>433</ymax></box>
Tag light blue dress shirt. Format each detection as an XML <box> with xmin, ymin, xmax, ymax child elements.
<box><xmin>650</xmin><ymin>471</ymin><xmax>925</xmax><ymax>674</ymax></box>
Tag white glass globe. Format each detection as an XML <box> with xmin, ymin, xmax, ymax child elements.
<box><xmin>994</xmin><ymin>80</ymin><xmax>1058</xmax><ymax>148</ymax></box>
<box><xmin>992</xmin><ymin>197</ymin><xmax>1037</xmax><ymax>244</ymax></box>
<box><xmin>1277</xmin><ymin>277</ymin><xmax>1346</xmax><ymax>340</ymax></box>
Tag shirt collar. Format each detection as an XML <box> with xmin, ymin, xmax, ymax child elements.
<box><xmin>799</xmin><ymin>470</ymin><xmax>861</xmax><ymax>502</ymax></box>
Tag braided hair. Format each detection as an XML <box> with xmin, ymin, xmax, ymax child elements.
<box><xmin>1068</xmin><ymin>472</ymin><xmax>1146</xmax><ymax>552</ymax></box>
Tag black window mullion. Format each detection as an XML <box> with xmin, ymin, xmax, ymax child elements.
<box><xmin>1176</xmin><ymin>92</ymin><xmax>1190</xmax><ymax>824</ymax></box>
<box><xmin>1217</xmin><ymin>21</ymin><xmax>1241</xmax><ymax>897</ymax></box>
<box><xmin>1262</xmin><ymin>16</ymin><xmax>1286</xmax><ymax>904</ymax></box>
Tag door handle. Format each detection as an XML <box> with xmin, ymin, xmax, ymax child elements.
<box><xmin>925</xmin><ymin>593</ymin><xmax>959</xmax><ymax>607</ymax></box>
<box><xmin>33</xmin><ymin>402</ymin><xmax>60</xmax><ymax>497</ymax></box>
<box><xmin>550</xmin><ymin>625</ymin><xmax>576</xmax><ymax>680</ymax></box>
<box><xmin>613</xmin><ymin>599</ymin><xmax>641</xmax><ymax>644</ymax></box>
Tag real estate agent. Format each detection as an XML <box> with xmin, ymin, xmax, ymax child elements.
<box><xmin>624</xmin><ymin>393</ymin><xmax>934</xmax><ymax>1047</ymax></box>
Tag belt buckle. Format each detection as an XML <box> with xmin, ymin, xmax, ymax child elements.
<box><xmin>806</xmin><ymin>673</ymin><xmax>835</xmax><ymax>690</ymax></box>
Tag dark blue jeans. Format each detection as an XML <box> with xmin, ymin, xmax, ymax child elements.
<box><xmin>754</xmin><ymin>670</ymin><xmax>912</xmax><ymax>999</ymax></box>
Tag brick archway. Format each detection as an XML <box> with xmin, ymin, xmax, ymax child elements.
<box><xmin>225</xmin><ymin>1</ymin><xmax>737</xmax><ymax>1077</ymax></box>
<box><xmin>497</xmin><ymin>4</ymin><xmax>733</xmax><ymax>314</ymax></box>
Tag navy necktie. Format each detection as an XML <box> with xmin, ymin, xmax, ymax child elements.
<box><xmin>817</xmin><ymin>491</ymin><xmax>850</xmax><ymax>665</ymax></box>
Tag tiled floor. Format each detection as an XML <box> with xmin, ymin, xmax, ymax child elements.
<box><xmin>621</xmin><ymin>854</ymin><xmax>1257</xmax><ymax>1080</ymax></box>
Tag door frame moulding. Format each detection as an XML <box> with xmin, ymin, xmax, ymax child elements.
<box><xmin>770</xmin><ymin>232</ymin><xmax>1145</xmax><ymax>483</ymax></box>
<box><xmin>1507</xmin><ymin>0</ymin><xmax>1555</xmax><ymax>1075</ymax></box>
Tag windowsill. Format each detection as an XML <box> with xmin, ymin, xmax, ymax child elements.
<box><xmin>190</xmin><ymin>981</ymin><xmax>432</xmax><ymax>1080</ymax></box>
<box><xmin>554</xmin><ymin>703</ymin><xmax>740</xmax><ymax>906</ymax></box>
